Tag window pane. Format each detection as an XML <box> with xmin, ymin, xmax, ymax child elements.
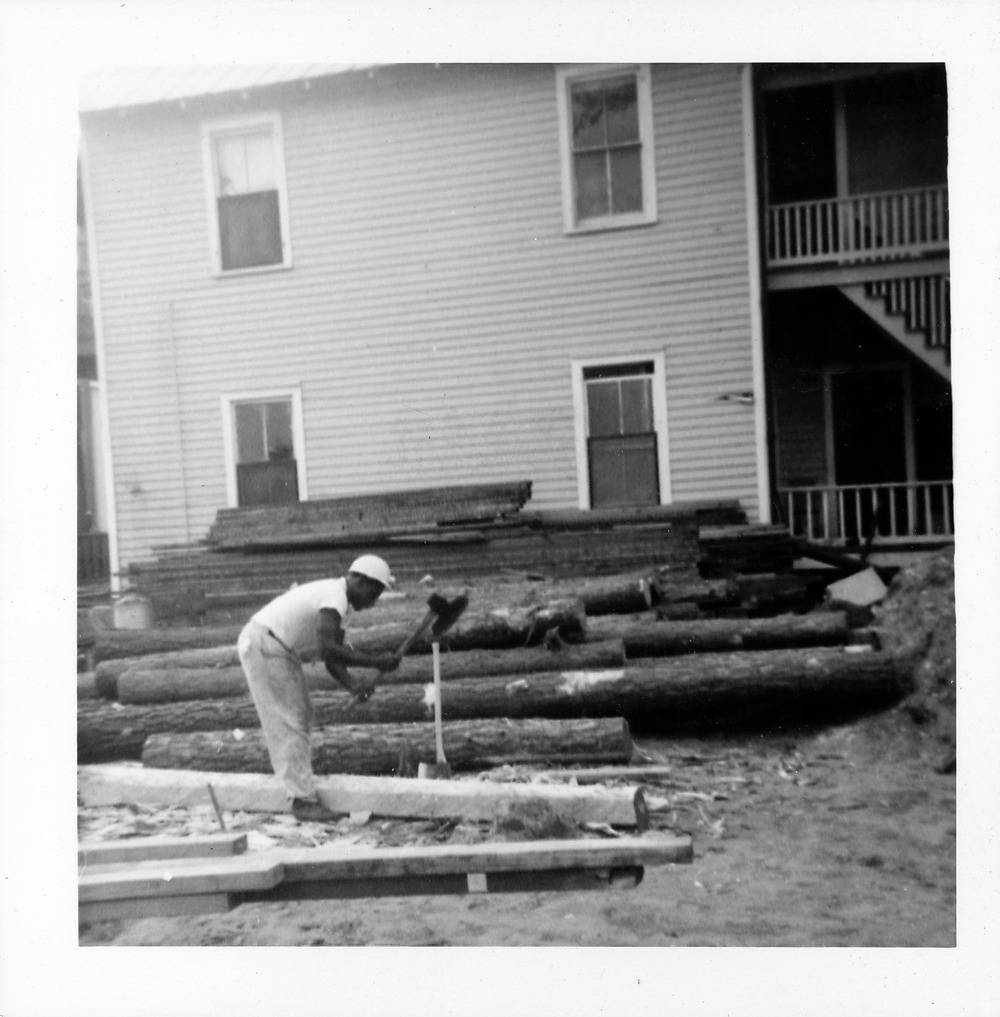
<box><xmin>589</xmin><ymin>434</ymin><xmax>659</xmax><ymax>507</ymax></box>
<box><xmin>235</xmin><ymin>403</ymin><xmax>265</xmax><ymax>463</ymax></box>
<box><xmin>265</xmin><ymin>400</ymin><xmax>294</xmax><ymax>459</ymax></box>
<box><xmin>571</xmin><ymin>84</ymin><xmax>606</xmax><ymax>150</ymax></box>
<box><xmin>237</xmin><ymin>460</ymin><xmax>299</xmax><ymax>506</ymax></box>
<box><xmin>619</xmin><ymin>434</ymin><xmax>659</xmax><ymax>504</ymax></box>
<box><xmin>218</xmin><ymin>191</ymin><xmax>282</xmax><ymax>269</ymax></box>
<box><xmin>244</xmin><ymin>129</ymin><xmax>276</xmax><ymax>191</ymax></box>
<box><xmin>574</xmin><ymin>151</ymin><xmax>609</xmax><ymax>219</ymax></box>
<box><xmin>610</xmin><ymin>147</ymin><xmax>643</xmax><ymax>214</ymax></box>
<box><xmin>586</xmin><ymin>380</ymin><xmax>622</xmax><ymax>438</ymax></box>
<box><xmin>215</xmin><ymin>134</ymin><xmax>249</xmax><ymax>195</ymax></box>
<box><xmin>604</xmin><ymin>76</ymin><xmax>639</xmax><ymax>144</ymax></box>
<box><xmin>620</xmin><ymin>377</ymin><xmax>654</xmax><ymax>434</ymax></box>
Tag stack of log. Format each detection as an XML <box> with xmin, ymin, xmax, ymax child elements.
<box><xmin>204</xmin><ymin>480</ymin><xmax>535</xmax><ymax>550</ymax></box>
<box><xmin>697</xmin><ymin>524</ymin><xmax>799</xmax><ymax>578</ymax></box>
<box><xmin>78</xmin><ymin>570</ymin><xmax>910</xmax><ymax>778</ymax></box>
<box><xmin>124</xmin><ymin>492</ymin><xmax>746</xmax><ymax>626</ymax></box>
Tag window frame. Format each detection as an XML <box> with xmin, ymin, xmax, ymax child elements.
<box><xmin>570</xmin><ymin>352</ymin><xmax>671</xmax><ymax>510</ymax></box>
<box><xmin>220</xmin><ymin>387</ymin><xmax>308</xmax><ymax>508</ymax></box>
<box><xmin>556</xmin><ymin>64</ymin><xmax>658</xmax><ymax>234</ymax></box>
<box><xmin>201</xmin><ymin>112</ymin><xmax>293</xmax><ymax>277</ymax></box>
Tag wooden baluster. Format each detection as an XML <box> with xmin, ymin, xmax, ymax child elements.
<box><xmin>889</xmin><ymin>484</ymin><xmax>898</xmax><ymax>538</ymax></box>
<box><xmin>907</xmin><ymin>483</ymin><xmax>917</xmax><ymax>537</ymax></box>
<box><xmin>943</xmin><ymin>484</ymin><xmax>952</xmax><ymax>537</ymax></box>
<box><xmin>822</xmin><ymin>488</ymin><xmax>830</xmax><ymax>541</ymax></box>
<box><xmin>923</xmin><ymin>485</ymin><xmax>933</xmax><ymax>536</ymax></box>
<box><xmin>805</xmin><ymin>490</ymin><xmax>814</xmax><ymax>540</ymax></box>
<box><xmin>837</xmin><ymin>489</ymin><xmax>846</xmax><ymax>543</ymax></box>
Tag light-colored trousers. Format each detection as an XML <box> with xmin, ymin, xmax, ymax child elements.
<box><xmin>237</xmin><ymin>620</ymin><xmax>316</xmax><ymax>801</ymax></box>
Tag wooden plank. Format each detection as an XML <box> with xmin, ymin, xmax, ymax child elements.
<box><xmin>263</xmin><ymin>834</ymin><xmax>692</xmax><ymax>880</ymax></box>
<box><xmin>237</xmin><ymin>866</ymin><xmax>644</xmax><ymax>902</ymax></box>
<box><xmin>79</xmin><ymin>854</ymin><xmax>285</xmax><ymax>902</ymax></box>
<box><xmin>77</xmin><ymin>765</ymin><xmax>648</xmax><ymax>828</ymax></box>
<box><xmin>77</xmin><ymin>833</ymin><xmax>247</xmax><ymax>866</ymax></box>
<box><xmin>79</xmin><ymin>892</ymin><xmax>233</xmax><ymax>923</ymax></box>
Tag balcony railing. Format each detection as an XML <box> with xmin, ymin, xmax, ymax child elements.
<box><xmin>778</xmin><ymin>480</ymin><xmax>954</xmax><ymax>545</ymax></box>
<box><xmin>766</xmin><ymin>186</ymin><xmax>949</xmax><ymax>268</ymax></box>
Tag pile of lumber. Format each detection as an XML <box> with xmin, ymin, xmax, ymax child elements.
<box><xmin>77</xmin><ymin>829</ymin><xmax>694</xmax><ymax>920</ymax></box>
<box><xmin>78</xmin><ymin>569</ymin><xmax>910</xmax><ymax>776</ymax></box>
<box><xmin>204</xmin><ymin>480</ymin><xmax>535</xmax><ymax>550</ymax></box>
<box><xmin>697</xmin><ymin>524</ymin><xmax>799</xmax><ymax>578</ymax></box>
<box><xmin>126</xmin><ymin>496</ymin><xmax>746</xmax><ymax>626</ymax></box>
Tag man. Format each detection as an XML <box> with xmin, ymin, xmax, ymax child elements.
<box><xmin>237</xmin><ymin>554</ymin><xmax>400</xmax><ymax>822</ymax></box>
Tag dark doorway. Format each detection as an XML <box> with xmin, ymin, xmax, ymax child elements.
<box><xmin>831</xmin><ymin>368</ymin><xmax>907</xmax><ymax>485</ymax></box>
<box><xmin>831</xmin><ymin>367</ymin><xmax>907</xmax><ymax>540</ymax></box>
<box><xmin>764</xmin><ymin>84</ymin><xmax>837</xmax><ymax>204</ymax></box>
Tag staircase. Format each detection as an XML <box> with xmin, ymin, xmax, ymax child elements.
<box><xmin>839</xmin><ymin>273</ymin><xmax>951</xmax><ymax>383</ymax></box>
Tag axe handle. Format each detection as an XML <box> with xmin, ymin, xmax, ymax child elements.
<box><xmin>394</xmin><ymin>606</ymin><xmax>438</xmax><ymax>659</ymax></box>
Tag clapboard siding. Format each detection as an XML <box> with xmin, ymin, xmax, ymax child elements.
<box><xmin>83</xmin><ymin>63</ymin><xmax>760</xmax><ymax>568</ymax></box>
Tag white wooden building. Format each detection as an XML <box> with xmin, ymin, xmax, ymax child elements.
<box><xmin>78</xmin><ymin>62</ymin><xmax>951</xmax><ymax>577</ymax></box>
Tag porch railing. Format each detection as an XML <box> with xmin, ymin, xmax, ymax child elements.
<box><xmin>766</xmin><ymin>186</ymin><xmax>949</xmax><ymax>268</ymax></box>
<box><xmin>778</xmin><ymin>480</ymin><xmax>954</xmax><ymax>545</ymax></box>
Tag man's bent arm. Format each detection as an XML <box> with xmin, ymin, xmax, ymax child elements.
<box><xmin>317</xmin><ymin>609</ymin><xmax>399</xmax><ymax>690</ymax></box>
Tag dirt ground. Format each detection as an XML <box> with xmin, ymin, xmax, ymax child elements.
<box><xmin>78</xmin><ymin>552</ymin><xmax>957</xmax><ymax>949</ymax></box>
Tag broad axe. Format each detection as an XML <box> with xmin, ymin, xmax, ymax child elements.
<box><xmin>394</xmin><ymin>590</ymin><xmax>471</xmax><ymax>660</ymax></box>
<box><xmin>346</xmin><ymin>590</ymin><xmax>470</xmax><ymax>708</ymax></box>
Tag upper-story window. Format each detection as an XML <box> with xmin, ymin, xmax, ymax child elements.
<box><xmin>201</xmin><ymin>113</ymin><xmax>291</xmax><ymax>274</ymax></box>
<box><xmin>556</xmin><ymin>64</ymin><xmax>657</xmax><ymax>234</ymax></box>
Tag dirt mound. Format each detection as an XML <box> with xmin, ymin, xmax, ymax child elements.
<box><xmin>835</xmin><ymin>549</ymin><xmax>956</xmax><ymax>768</ymax></box>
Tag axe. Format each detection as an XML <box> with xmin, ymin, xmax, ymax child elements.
<box><xmin>394</xmin><ymin>590</ymin><xmax>470</xmax><ymax>660</ymax></box>
<box><xmin>344</xmin><ymin>590</ymin><xmax>470</xmax><ymax>712</ymax></box>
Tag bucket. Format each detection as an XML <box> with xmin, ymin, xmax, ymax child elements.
<box><xmin>113</xmin><ymin>593</ymin><xmax>154</xmax><ymax>630</ymax></box>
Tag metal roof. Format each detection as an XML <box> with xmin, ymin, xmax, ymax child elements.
<box><xmin>78</xmin><ymin>64</ymin><xmax>376</xmax><ymax>113</ymax></box>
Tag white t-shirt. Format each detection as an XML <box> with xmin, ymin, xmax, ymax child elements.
<box><xmin>251</xmin><ymin>578</ymin><xmax>351</xmax><ymax>657</ymax></box>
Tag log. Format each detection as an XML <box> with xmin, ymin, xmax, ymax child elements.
<box><xmin>602</xmin><ymin>610</ymin><xmax>850</xmax><ymax>659</ymax></box>
<box><xmin>115</xmin><ymin>640</ymin><xmax>627</xmax><ymax>704</ymax></box>
<box><xmin>300</xmin><ymin>648</ymin><xmax>904</xmax><ymax>730</ymax></box>
<box><xmin>95</xmin><ymin>645</ymin><xmax>242</xmax><ymax>695</ymax></box>
<box><xmin>140</xmin><ymin>717</ymin><xmax>633</xmax><ymax>775</ymax></box>
<box><xmin>586</xmin><ymin>611</ymin><xmax>850</xmax><ymax>657</ymax></box>
<box><xmin>78</xmin><ymin>765</ymin><xmax>656</xmax><ymax>833</ymax></box>
<box><xmin>93</xmin><ymin>599</ymin><xmax>588</xmax><ymax>698</ymax></box>
<box><xmin>78</xmin><ymin>673</ymin><xmax>101</xmax><ymax>700</ymax></box>
<box><xmin>92</xmin><ymin>625</ymin><xmax>243</xmax><ymax>663</ymax></box>
<box><xmin>81</xmin><ymin>648</ymin><xmax>905</xmax><ymax>761</ymax></box>
<box><xmin>423</xmin><ymin>598</ymin><xmax>587</xmax><ymax>650</ymax></box>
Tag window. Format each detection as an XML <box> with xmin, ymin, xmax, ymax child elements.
<box><xmin>221</xmin><ymin>389</ymin><xmax>307</xmax><ymax>507</ymax></box>
<box><xmin>557</xmin><ymin>65</ymin><xmax>657</xmax><ymax>233</ymax></box>
<box><xmin>202</xmin><ymin>114</ymin><xmax>291</xmax><ymax>273</ymax></box>
<box><xmin>571</xmin><ymin>355</ymin><xmax>671</xmax><ymax>509</ymax></box>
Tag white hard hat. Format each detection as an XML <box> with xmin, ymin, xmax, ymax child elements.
<box><xmin>348</xmin><ymin>554</ymin><xmax>394</xmax><ymax>589</ymax></box>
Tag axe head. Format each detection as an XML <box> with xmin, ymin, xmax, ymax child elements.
<box><xmin>427</xmin><ymin>591</ymin><xmax>470</xmax><ymax>638</ymax></box>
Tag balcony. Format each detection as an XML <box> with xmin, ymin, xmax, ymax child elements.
<box><xmin>766</xmin><ymin>186</ymin><xmax>948</xmax><ymax>269</ymax></box>
<box><xmin>778</xmin><ymin>480</ymin><xmax>954</xmax><ymax>546</ymax></box>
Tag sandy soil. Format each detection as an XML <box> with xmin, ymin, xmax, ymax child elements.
<box><xmin>77</xmin><ymin>552</ymin><xmax>957</xmax><ymax>948</ymax></box>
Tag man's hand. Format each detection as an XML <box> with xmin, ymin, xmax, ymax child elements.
<box><xmin>350</xmin><ymin>673</ymin><xmax>377</xmax><ymax>703</ymax></box>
